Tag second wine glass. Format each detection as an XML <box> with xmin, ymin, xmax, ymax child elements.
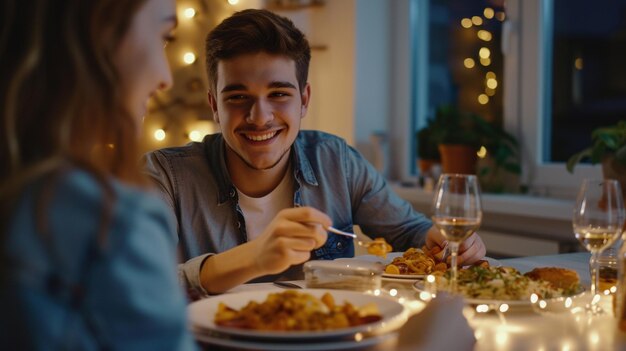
<box><xmin>431</xmin><ymin>174</ymin><xmax>483</xmax><ymax>292</ymax></box>
<box><xmin>573</xmin><ymin>178</ymin><xmax>625</xmax><ymax>315</ymax></box>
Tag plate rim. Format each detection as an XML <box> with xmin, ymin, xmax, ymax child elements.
<box><xmin>192</xmin><ymin>328</ymin><xmax>396</xmax><ymax>351</ymax></box>
<box><xmin>188</xmin><ymin>288</ymin><xmax>408</xmax><ymax>340</ymax></box>
<box><xmin>412</xmin><ymin>278</ymin><xmax>586</xmax><ymax>306</ymax></box>
<box><xmin>346</xmin><ymin>254</ymin><xmax>502</xmax><ymax>280</ymax></box>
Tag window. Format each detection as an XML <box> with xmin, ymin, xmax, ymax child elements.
<box><xmin>547</xmin><ymin>0</ymin><xmax>626</xmax><ymax>163</ymax></box>
<box><xmin>503</xmin><ymin>0</ymin><xmax>626</xmax><ymax>198</ymax></box>
<box><xmin>424</xmin><ymin>0</ymin><xmax>506</xmax><ymax>126</ymax></box>
<box><xmin>409</xmin><ymin>0</ymin><xmax>625</xmax><ymax>198</ymax></box>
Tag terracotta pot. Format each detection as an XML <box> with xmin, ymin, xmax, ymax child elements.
<box><xmin>602</xmin><ymin>156</ymin><xmax>626</xmax><ymax>200</ymax></box>
<box><xmin>438</xmin><ymin>144</ymin><xmax>478</xmax><ymax>174</ymax></box>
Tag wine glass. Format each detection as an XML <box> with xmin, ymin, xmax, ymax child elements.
<box><xmin>431</xmin><ymin>174</ymin><xmax>482</xmax><ymax>292</ymax></box>
<box><xmin>573</xmin><ymin>179</ymin><xmax>625</xmax><ymax>314</ymax></box>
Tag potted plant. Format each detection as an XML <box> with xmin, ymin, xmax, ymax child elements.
<box><xmin>426</xmin><ymin>105</ymin><xmax>521</xmax><ymax>186</ymax></box>
<box><xmin>416</xmin><ymin>118</ymin><xmax>441</xmax><ymax>175</ymax></box>
<box><xmin>566</xmin><ymin>121</ymin><xmax>626</xmax><ymax>198</ymax></box>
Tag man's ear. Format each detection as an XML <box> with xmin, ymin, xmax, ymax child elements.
<box><xmin>208</xmin><ymin>91</ymin><xmax>219</xmax><ymax>123</ymax></box>
<box><xmin>300</xmin><ymin>83</ymin><xmax>311</xmax><ymax>119</ymax></box>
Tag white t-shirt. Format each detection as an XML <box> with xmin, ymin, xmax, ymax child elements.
<box><xmin>236</xmin><ymin>169</ymin><xmax>294</xmax><ymax>241</ymax></box>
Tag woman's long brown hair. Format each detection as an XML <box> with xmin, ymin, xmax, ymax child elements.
<box><xmin>0</xmin><ymin>0</ymin><xmax>147</xmax><ymax>248</ymax></box>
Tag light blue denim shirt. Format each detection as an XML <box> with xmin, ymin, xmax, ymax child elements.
<box><xmin>1</xmin><ymin>170</ymin><xmax>197</xmax><ymax>350</ymax></box>
<box><xmin>144</xmin><ymin>131</ymin><xmax>432</xmax><ymax>295</ymax></box>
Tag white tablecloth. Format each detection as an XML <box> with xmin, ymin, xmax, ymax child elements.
<box><xmin>219</xmin><ymin>252</ymin><xmax>626</xmax><ymax>350</ymax></box>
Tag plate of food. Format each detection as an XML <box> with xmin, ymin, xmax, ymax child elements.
<box><xmin>188</xmin><ymin>289</ymin><xmax>408</xmax><ymax>341</ymax></box>
<box><xmin>345</xmin><ymin>245</ymin><xmax>500</xmax><ymax>280</ymax></box>
<box><xmin>413</xmin><ymin>266</ymin><xmax>585</xmax><ymax>306</ymax></box>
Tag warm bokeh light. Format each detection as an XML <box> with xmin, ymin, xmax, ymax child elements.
<box><xmin>183</xmin><ymin>52</ymin><xmax>196</xmax><ymax>64</ymax></box>
<box><xmin>487</xmin><ymin>78</ymin><xmax>498</xmax><ymax>89</ymax></box>
<box><xmin>590</xmin><ymin>332</ymin><xmax>600</xmax><ymax>345</ymax></box>
<box><xmin>472</xmin><ymin>16</ymin><xmax>483</xmax><ymax>26</ymax></box>
<box><xmin>575</xmin><ymin>57</ymin><xmax>583</xmax><ymax>70</ymax></box>
<box><xmin>478</xmin><ymin>94</ymin><xmax>489</xmax><ymax>105</ymax></box>
<box><xmin>461</xmin><ymin>18</ymin><xmax>472</xmax><ymax>28</ymax></box>
<box><xmin>228</xmin><ymin>0</ymin><xmax>239</xmax><ymax>5</ymax></box>
<box><xmin>479</xmin><ymin>47</ymin><xmax>491</xmax><ymax>59</ymax></box>
<box><xmin>477</xmin><ymin>146</ymin><xmax>487</xmax><ymax>158</ymax></box>
<box><xmin>484</xmin><ymin>7</ymin><xmax>495</xmax><ymax>19</ymax></box>
<box><xmin>485</xmin><ymin>87</ymin><xmax>496</xmax><ymax>96</ymax></box>
<box><xmin>476</xmin><ymin>304</ymin><xmax>489</xmax><ymax>313</ymax></box>
<box><xmin>480</xmin><ymin>57</ymin><xmax>491</xmax><ymax>66</ymax></box>
<box><xmin>496</xmin><ymin>330</ymin><xmax>509</xmax><ymax>347</ymax></box>
<box><xmin>477</xmin><ymin>30</ymin><xmax>492</xmax><ymax>41</ymax></box>
<box><xmin>154</xmin><ymin>129</ymin><xmax>166</xmax><ymax>141</ymax></box>
<box><xmin>187</xmin><ymin>120</ymin><xmax>215</xmax><ymax>142</ymax></box>
<box><xmin>464</xmin><ymin>58</ymin><xmax>475</xmax><ymax>68</ymax></box>
<box><xmin>189</xmin><ymin>130</ymin><xmax>203</xmax><ymax>141</ymax></box>
<box><xmin>183</xmin><ymin>7</ymin><xmax>196</xmax><ymax>18</ymax></box>
<box><xmin>565</xmin><ymin>297</ymin><xmax>573</xmax><ymax>308</ymax></box>
<box><xmin>486</xmin><ymin>71</ymin><xmax>496</xmax><ymax>80</ymax></box>
<box><xmin>496</xmin><ymin>12</ymin><xmax>506</xmax><ymax>21</ymax></box>
<box><xmin>530</xmin><ymin>293</ymin><xmax>539</xmax><ymax>303</ymax></box>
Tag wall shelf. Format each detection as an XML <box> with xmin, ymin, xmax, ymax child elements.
<box><xmin>265</xmin><ymin>0</ymin><xmax>324</xmax><ymax>12</ymax></box>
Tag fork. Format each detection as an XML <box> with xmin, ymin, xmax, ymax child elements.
<box><xmin>325</xmin><ymin>226</ymin><xmax>373</xmax><ymax>248</ymax></box>
<box><xmin>325</xmin><ymin>226</ymin><xmax>357</xmax><ymax>238</ymax></box>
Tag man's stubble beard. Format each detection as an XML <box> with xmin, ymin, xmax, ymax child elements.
<box><xmin>233</xmin><ymin>144</ymin><xmax>292</xmax><ymax>172</ymax></box>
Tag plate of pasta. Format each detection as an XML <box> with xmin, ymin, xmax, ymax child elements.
<box><xmin>346</xmin><ymin>246</ymin><xmax>500</xmax><ymax>280</ymax></box>
<box><xmin>413</xmin><ymin>266</ymin><xmax>584</xmax><ymax>306</ymax></box>
<box><xmin>188</xmin><ymin>289</ymin><xmax>408</xmax><ymax>341</ymax></box>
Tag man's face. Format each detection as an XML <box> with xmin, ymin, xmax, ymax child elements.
<box><xmin>209</xmin><ymin>52</ymin><xmax>309</xmax><ymax>171</ymax></box>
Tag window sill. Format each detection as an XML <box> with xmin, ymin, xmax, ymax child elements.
<box><xmin>392</xmin><ymin>184</ymin><xmax>573</xmax><ymax>220</ymax></box>
<box><xmin>392</xmin><ymin>184</ymin><xmax>579</xmax><ymax>257</ymax></box>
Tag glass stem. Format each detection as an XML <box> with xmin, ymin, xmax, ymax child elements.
<box><xmin>590</xmin><ymin>252</ymin><xmax>599</xmax><ymax>298</ymax></box>
<box><xmin>449</xmin><ymin>241</ymin><xmax>460</xmax><ymax>293</ymax></box>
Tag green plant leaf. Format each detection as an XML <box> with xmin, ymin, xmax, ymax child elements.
<box><xmin>566</xmin><ymin>149</ymin><xmax>592</xmax><ymax>173</ymax></box>
<box><xmin>615</xmin><ymin>145</ymin><xmax>626</xmax><ymax>165</ymax></box>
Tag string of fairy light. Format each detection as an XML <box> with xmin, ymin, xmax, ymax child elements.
<box><xmin>151</xmin><ymin>0</ymin><xmax>244</xmax><ymax>144</ymax></box>
<box><xmin>460</xmin><ymin>6</ymin><xmax>505</xmax><ymax>107</ymax></box>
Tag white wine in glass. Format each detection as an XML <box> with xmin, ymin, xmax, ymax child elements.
<box><xmin>573</xmin><ymin>179</ymin><xmax>625</xmax><ymax>315</ymax></box>
<box><xmin>432</xmin><ymin>174</ymin><xmax>483</xmax><ymax>292</ymax></box>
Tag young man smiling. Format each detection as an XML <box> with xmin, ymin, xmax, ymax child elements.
<box><xmin>144</xmin><ymin>9</ymin><xmax>486</xmax><ymax>296</ymax></box>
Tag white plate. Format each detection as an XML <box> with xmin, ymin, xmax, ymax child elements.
<box><xmin>412</xmin><ymin>280</ymin><xmax>586</xmax><ymax>307</ymax></box>
<box><xmin>192</xmin><ymin>328</ymin><xmax>396</xmax><ymax>351</ymax></box>
<box><xmin>188</xmin><ymin>288</ymin><xmax>408</xmax><ymax>341</ymax></box>
<box><xmin>342</xmin><ymin>254</ymin><xmax>502</xmax><ymax>280</ymax></box>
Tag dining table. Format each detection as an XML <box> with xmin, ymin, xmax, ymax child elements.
<box><xmin>192</xmin><ymin>252</ymin><xmax>626</xmax><ymax>350</ymax></box>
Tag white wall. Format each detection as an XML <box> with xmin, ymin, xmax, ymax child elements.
<box><xmin>277</xmin><ymin>1</ymin><xmax>356</xmax><ymax>145</ymax></box>
<box><xmin>354</xmin><ymin>1</ymin><xmax>391</xmax><ymax>144</ymax></box>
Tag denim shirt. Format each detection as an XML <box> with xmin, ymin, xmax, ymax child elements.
<box><xmin>144</xmin><ymin>131</ymin><xmax>432</xmax><ymax>294</ymax></box>
<box><xmin>1</xmin><ymin>170</ymin><xmax>196</xmax><ymax>350</ymax></box>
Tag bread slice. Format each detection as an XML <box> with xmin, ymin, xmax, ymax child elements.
<box><xmin>524</xmin><ymin>267</ymin><xmax>580</xmax><ymax>291</ymax></box>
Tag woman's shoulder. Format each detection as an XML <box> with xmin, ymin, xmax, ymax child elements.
<box><xmin>58</xmin><ymin>170</ymin><xmax>167</xmax><ymax>213</ymax></box>
<box><xmin>51</xmin><ymin>170</ymin><xmax>175</xmax><ymax>241</ymax></box>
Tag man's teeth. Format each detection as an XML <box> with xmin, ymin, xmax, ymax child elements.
<box><xmin>245</xmin><ymin>131</ymin><xmax>276</xmax><ymax>141</ymax></box>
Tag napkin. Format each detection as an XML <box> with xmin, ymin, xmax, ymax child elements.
<box><xmin>396</xmin><ymin>294</ymin><xmax>475</xmax><ymax>351</ymax></box>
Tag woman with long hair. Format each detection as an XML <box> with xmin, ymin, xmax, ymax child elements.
<box><xmin>0</xmin><ymin>0</ymin><xmax>196</xmax><ymax>349</ymax></box>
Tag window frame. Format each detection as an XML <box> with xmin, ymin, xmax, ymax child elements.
<box><xmin>503</xmin><ymin>0</ymin><xmax>601</xmax><ymax>199</ymax></box>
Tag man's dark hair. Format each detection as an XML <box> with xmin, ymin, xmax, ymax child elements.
<box><xmin>205</xmin><ymin>9</ymin><xmax>311</xmax><ymax>94</ymax></box>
